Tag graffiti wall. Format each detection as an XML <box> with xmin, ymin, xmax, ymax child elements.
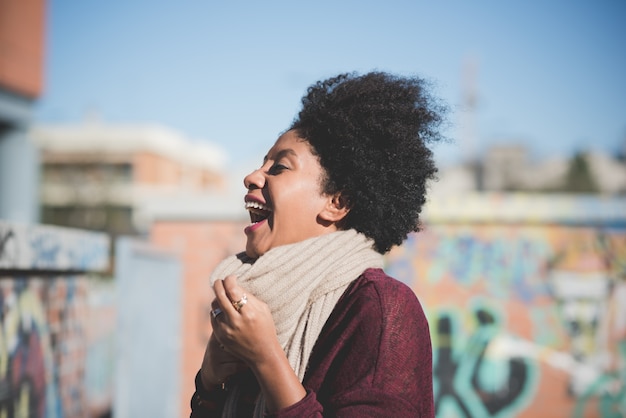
<box><xmin>386</xmin><ymin>224</ymin><xmax>626</xmax><ymax>418</ymax></box>
<box><xmin>0</xmin><ymin>221</ymin><xmax>114</xmax><ymax>418</ymax></box>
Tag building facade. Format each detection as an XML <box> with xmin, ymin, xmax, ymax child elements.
<box><xmin>32</xmin><ymin>122</ymin><xmax>227</xmax><ymax>236</ymax></box>
<box><xmin>434</xmin><ymin>144</ymin><xmax>626</xmax><ymax>196</ymax></box>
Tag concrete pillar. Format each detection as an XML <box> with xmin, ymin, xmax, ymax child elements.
<box><xmin>0</xmin><ymin>87</ymin><xmax>40</xmax><ymax>223</ymax></box>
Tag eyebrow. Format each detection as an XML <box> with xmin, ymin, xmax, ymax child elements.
<box><xmin>263</xmin><ymin>148</ymin><xmax>298</xmax><ymax>163</ymax></box>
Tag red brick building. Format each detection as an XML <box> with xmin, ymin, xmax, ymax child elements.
<box><xmin>0</xmin><ymin>0</ymin><xmax>46</xmax><ymax>222</ymax></box>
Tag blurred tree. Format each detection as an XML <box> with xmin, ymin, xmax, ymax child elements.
<box><xmin>563</xmin><ymin>152</ymin><xmax>599</xmax><ymax>193</ymax></box>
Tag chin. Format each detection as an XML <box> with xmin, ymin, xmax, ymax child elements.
<box><xmin>245</xmin><ymin>241</ymin><xmax>262</xmax><ymax>259</ymax></box>
<box><xmin>244</xmin><ymin>247</ymin><xmax>257</xmax><ymax>259</ymax></box>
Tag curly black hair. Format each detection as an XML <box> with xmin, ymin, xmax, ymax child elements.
<box><xmin>289</xmin><ymin>72</ymin><xmax>446</xmax><ymax>254</ymax></box>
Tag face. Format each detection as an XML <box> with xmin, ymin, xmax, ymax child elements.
<box><xmin>242</xmin><ymin>130</ymin><xmax>339</xmax><ymax>258</ymax></box>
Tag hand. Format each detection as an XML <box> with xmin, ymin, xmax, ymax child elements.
<box><xmin>200</xmin><ymin>332</ymin><xmax>248</xmax><ymax>390</ymax></box>
<box><xmin>211</xmin><ymin>275</ymin><xmax>307</xmax><ymax>412</ymax></box>
<box><xmin>210</xmin><ymin>275</ymin><xmax>282</xmax><ymax>367</ymax></box>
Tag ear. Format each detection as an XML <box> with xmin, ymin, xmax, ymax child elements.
<box><xmin>319</xmin><ymin>193</ymin><xmax>350</xmax><ymax>224</ymax></box>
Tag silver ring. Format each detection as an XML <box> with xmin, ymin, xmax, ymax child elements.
<box><xmin>211</xmin><ymin>307</ymin><xmax>223</xmax><ymax>318</ymax></box>
<box><xmin>232</xmin><ymin>294</ymin><xmax>248</xmax><ymax>312</ymax></box>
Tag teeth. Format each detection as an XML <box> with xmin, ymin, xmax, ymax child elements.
<box><xmin>245</xmin><ymin>201</ymin><xmax>271</xmax><ymax>212</ymax></box>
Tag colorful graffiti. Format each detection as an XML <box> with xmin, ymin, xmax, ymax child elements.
<box><xmin>7</xmin><ymin>278</ymin><xmax>117</xmax><ymax>418</ymax></box>
<box><xmin>433</xmin><ymin>305</ymin><xmax>537</xmax><ymax>417</ymax></box>
<box><xmin>0</xmin><ymin>277</ymin><xmax>102</xmax><ymax>418</ymax></box>
<box><xmin>386</xmin><ymin>224</ymin><xmax>626</xmax><ymax>418</ymax></box>
<box><xmin>0</xmin><ymin>222</ymin><xmax>114</xmax><ymax>418</ymax></box>
<box><xmin>0</xmin><ymin>279</ymin><xmax>49</xmax><ymax>417</ymax></box>
<box><xmin>0</xmin><ymin>221</ymin><xmax>109</xmax><ymax>272</ymax></box>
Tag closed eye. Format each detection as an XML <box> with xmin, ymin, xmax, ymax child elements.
<box><xmin>268</xmin><ymin>164</ymin><xmax>288</xmax><ymax>174</ymax></box>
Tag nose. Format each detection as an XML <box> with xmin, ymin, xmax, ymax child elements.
<box><xmin>243</xmin><ymin>167</ymin><xmax>265</xmax><ymax>190</ymax></box>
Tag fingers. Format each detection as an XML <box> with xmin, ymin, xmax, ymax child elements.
<box><xmin>222</xmin><ymin>275</ymin><xmax>244</xmax><ymax>304</ymax></box>
<box><xmin>202</xmin><ymin>333</ymin><xmax>249</xmax><ymax>387</ymax></box>
<box><xmin>210</xmin><ymin>299</ymin><xmax>223</xmax><ymax>319</ymax></box>
<box><xmin>213</xmin><ymin>275</ymin><xmax>247</xmax><ymax>317</ymax></box>
<box><xmin>212</xmin><ymin>279</ymin><xmax>233</xmax><ymax>318</ymax></box>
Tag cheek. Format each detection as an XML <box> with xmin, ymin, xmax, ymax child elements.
<box><xmin>277</xmin><ymin>192</ymin><xmax>321</xmax><ymax>221</ymax></box>
<box><xmin>277</xmin><ymin>180</ymin><xmax>317</xmax><ymax>205</ymax></box>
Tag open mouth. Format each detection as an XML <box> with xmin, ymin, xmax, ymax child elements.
<box><xmin>245</xmin><ymin>201</ymin><xmax>272</xmax><ymax>225</ymax></box>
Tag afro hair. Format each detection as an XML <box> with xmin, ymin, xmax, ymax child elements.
<box><xmin>290</xmin><ymin>71</ymin><xmax>446</xmax><ymax>253</ymax></box>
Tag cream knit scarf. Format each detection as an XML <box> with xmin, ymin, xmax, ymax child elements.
<box><xmin>209</xmin><ymin>229</ymin><xmax>383</xmax><ymax>416</ymax></box>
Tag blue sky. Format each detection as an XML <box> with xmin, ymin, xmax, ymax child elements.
<box><xmin>35</xmin><ymin>0</ymin><xmax>626</xmax><ymax>168</ymax></box>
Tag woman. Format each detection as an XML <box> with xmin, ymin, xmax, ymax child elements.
<box><xmin>191</xmin><ymin>71</ymin><xmax>445</xmax><ymax>417</ymax></box>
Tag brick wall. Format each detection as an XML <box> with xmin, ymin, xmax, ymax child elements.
<box><xmin>0</xmin><ymin>0</ymin><xmax>45</xmax><ymax>98</ymax></box>
<box><xmin>151</xmin><ymin>220</ymin><xmax>247</xmax><ymax>418</ymax></box>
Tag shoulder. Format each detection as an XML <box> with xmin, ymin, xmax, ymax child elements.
<box><xmin>322</xmin><ymin>268</ymin><xmax>431</xmax><ymax>349</ymax></box>
<box><xmin>343</xmin><ymin>268</ymin><xmax>433</xmax><ymax>386</ymax></box>
<box><xmin>304</xmin><ymin>268</ymin><xmax>434</xmax><ymax>416</ymax></box>
<box><xmin>358</xmin><ymin>267</ymin><xmax>418</xmax><ymax>297</ymax></box>
<box><xmin>342</xmin><ymin>268</ymin><xmax>427</xmax><ymax>323</ymax></box>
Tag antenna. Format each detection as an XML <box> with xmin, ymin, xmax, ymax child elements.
<box><xmin>461</xmin><ymin>55</ymin><xmax>478</xmax><ymax>163</ymax></box>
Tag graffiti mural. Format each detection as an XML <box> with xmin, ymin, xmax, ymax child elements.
<box><xmin>0</xmin><ymin>221</ymin><xmax>109</xmax><ymax>272</ymax></box>
<box><xmin>0</xmin><ymin>275</ymin><xmax>115</xmax><ymax>418</ymax></box>
<box><xmin>386</xmin><ymin>224</ymin><xmax>626</xmax><ymax>418</ymax></box>
<box><xmin>433</xmin><ymin>305</ymin><xmax>537</xmax><ymax>418</ymax></box>
<box><xmin>0</xmin><ymin>279</ymin><xmax>50</xmax><ymax>417</ymax></box>
<box><xmin>0</xmin><ymin>222</ymin><xmax>113</xmax><ymax>418</ymax></box>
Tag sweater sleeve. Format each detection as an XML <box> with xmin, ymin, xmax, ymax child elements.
<box><xmin>269</xmin><ymin>271</ymin><xmax>434</xmax><ymax>418</ymax></box>
<box><xmin>190</xmin><ymin>370</ymin><xmax>227</xmax><ymax>417</ymax></box>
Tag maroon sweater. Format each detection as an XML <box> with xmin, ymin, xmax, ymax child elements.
<box><xmin>191</xmin><ymin>268</ymin><xmax>434</xmax><ymax>417</ymax></box>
